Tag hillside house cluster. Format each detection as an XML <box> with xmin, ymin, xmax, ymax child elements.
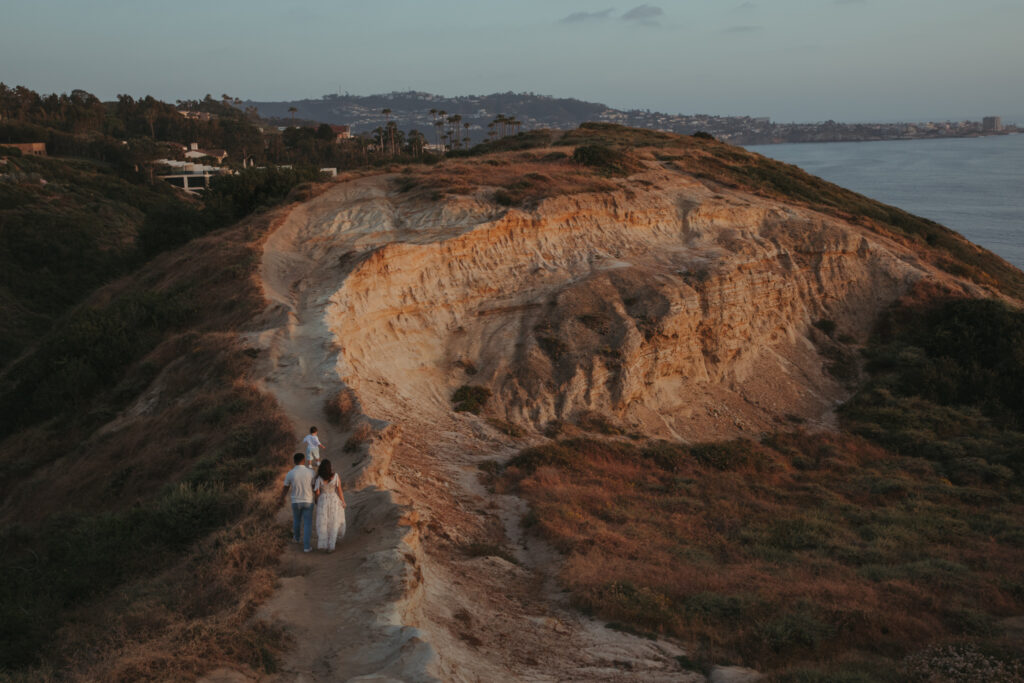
<box><xmin>4</xmin><ymin>142</ymin><xmax>47</xmax><ymax>156</ymax></box>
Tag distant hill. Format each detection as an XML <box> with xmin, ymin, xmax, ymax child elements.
<box><xmin>242</xmin><ymin>90</ymin><xmax>770</xmax><ymax>144</ymax></box>
<box><xmin>242</xmin><ymin>90</ymin><xmax>1016</xmax><ymax>145</ymax></box>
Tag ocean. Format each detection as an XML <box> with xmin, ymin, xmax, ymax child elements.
<box><xmin>746</xmin><ymin>134</ymin><xmax>1024</xmax><ymax>270</ymax></box>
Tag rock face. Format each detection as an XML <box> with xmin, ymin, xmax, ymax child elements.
<box><xmin>252</xmin><ymin>152</ymin><xmax>983</xmax><ymax>681</ymax></box>
<box><xmin>326</xmin><ymin>163</ymin><xmax>970</xmax><ymax>440</ymax></box>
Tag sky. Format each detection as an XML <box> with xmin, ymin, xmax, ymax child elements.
<box><xmin>2</xmin><ymin>0</ymin><xmax>1023</xmax><ymax>123</ymax></box>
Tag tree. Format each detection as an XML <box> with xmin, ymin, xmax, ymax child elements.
<box><xmin>288</xmin><ymin>106</ymin><xmax>297</xmax><ymax>121</ymax></box>
<box><xmin>316</xmin><ymin>123</ymin><xmax>335</xmax><ymax>141</ymax></box>
<box><xmin>382</xmin><ymin>108</ymin><xmax>394</xmax><ymax>156</ymax></box>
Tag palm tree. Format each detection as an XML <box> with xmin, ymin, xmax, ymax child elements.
<box><xmin>463</xmin><ymin>122</ymin><xmax>471</xmax><ymax>148</ymax></box>
<box><xmin>288</xmin><ymin>106</ymin><xmax>297</xmax><ymax>121</ymax></box>
<box><xmin>450</xmin><ymin>114</ymin><xmax>462</xmax><ymax>149</ymax></box>
<box><xmin>434</xmin><ymin>120</ymin><xmax>445</xmax><ymax>150</ymax></box>
<box><xmin>382</xmin><ymin>108</ymin><xmax>393</xmax><ymax>156</ymax></box>
<box><xmin>386</xmin><ymin>120</ymin><xmax>398</xmax><ymax>157</ymax></box>
<box><xmin>143</xmin><ymin>107</ymin><xmax>157</xmax><ymax>139</ymax></box>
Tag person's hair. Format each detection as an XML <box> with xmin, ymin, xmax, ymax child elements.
<box><xmin>293</xmin><ymin>452</ymin><xmax>305</xmax><ymax>465</ymax></box>
<box><xmin>310</xmin><ymin>426</ymin><xmax>318</xmax><ymax>434</ymax></box>
<box><xmin>317</xmin><ymin>459</ymin><xmax>334</xmax><ymax>482</ymax></box>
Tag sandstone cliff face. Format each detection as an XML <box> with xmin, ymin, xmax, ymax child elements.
<box><xmin>319</xmin><ymin>163</ymin><xmax>973</xmax><ymax>441</ymax></box>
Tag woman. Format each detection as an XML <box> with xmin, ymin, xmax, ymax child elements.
<box><xmin>314</xmin><ymin>459</ymin><xmax>347</xmax><ymax>552</ymax></box>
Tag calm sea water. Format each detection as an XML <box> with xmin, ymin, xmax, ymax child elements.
<box><xmin>746</xmin><ymin>135</ymin><xmax>1024</xmax><ymax>270</ymax></box>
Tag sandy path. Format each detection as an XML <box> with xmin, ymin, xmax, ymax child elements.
<box><xmin>247</xmin><ymin>181</ymin><xmax>440</xmax><ymax>682</ymax></box>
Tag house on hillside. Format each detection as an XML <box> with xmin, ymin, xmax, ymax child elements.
<box><xmin>4</xmin><ymin>142</ymin><xmax>47</xmax><ymax>156</ymax></box>
<box><xmin>177</xmin><ymin>110</ymin><xmax>215</xmax><ymax>121</ymax></box>
<box><xmin>330</xmin><ymin>125</ymin><xmax>351</xmax><ymax>142</ymax></box>
<box><xmin>183</xmin><ymin>142</ymin><xmax>228</xmax><ymax>163</ymax></box>
<box><xmin>154</xmin><ymin>158</ymin><xmax>232</xmax><ymax>194</ymax></box>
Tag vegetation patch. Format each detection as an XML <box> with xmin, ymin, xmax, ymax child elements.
<box><xmin>571</xmin><ymin>144</ymin><xmax>640</xmax><ymax>177</ymax></box>
<box><xmin>500</xmin><ymin>430</ymin><xmax>1024</xmax><ymax>673</ymax></box>
<box><xmin>0</xmin><ymin>211</ymin><xmax>294</xmax><ymax>679</ymax></box>
<box><xmin>452</xmin><ymin>385</ymin><xmax>492</xmax><ymax>414</ymax></box>
<box><xmin>840</xmin><ymin>297</ymin><xmax>1024</xmax><ymax>481</ymax></box>
<box><xmin>325</xmin><ymin>387</ymin><xmax>358</xmax><ymax>430</ymax></box>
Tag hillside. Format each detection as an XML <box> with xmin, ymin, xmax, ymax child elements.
<box><xmin>2</xmin><ymin>126</ymin><xmax>1023</xmax><ymax>681</ymax></box>
<box><xmin>242</xmin><ymin>90</ymin><xmax>1015</xmax><ymax>146</ymax></box>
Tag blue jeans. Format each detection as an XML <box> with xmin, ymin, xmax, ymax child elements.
<box><xmin>292</xmin><ymin>502</ymin><xmax>313</xmax><ymax>550</ymax></box>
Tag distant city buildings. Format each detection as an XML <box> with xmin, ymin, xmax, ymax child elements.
<box><xmin>983</xmin><ymin>116</ymin><xmax>1003</xmax><ymax>132</ymax></box>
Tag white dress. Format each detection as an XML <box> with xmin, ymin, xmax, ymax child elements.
<box><xmin>314</xmin><ymin>474</ymin><xmax>346</xmax><ymax>550</ymax></box>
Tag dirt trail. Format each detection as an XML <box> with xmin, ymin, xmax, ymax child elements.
<box><xmin>248</xmin><ymin>180</ymin><xmax>439</xmax><ymax>682</ymax></box>
<box><xmin>233</xmin><ymin>176</ymin><xmax>699</xmax><ymax>682</ymax></box>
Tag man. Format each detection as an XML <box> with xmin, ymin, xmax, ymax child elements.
<box><xmin>281</xmin><ymin>452</ymin><xmax>316</xmax><ymax>552</ymax></box>
<box><xmin>302</xmin><ymin>426</ymin><xmax>326</xmax><ymax>469</ymax></box>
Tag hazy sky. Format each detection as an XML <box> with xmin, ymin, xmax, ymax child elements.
<box><xmin>2</xmin><ymin>0</ymin><xmax>1022</xmax><ymax>123</ymax></box>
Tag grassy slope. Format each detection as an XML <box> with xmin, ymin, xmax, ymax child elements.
<box><xmin>496</xmin><ymin>296</ymin><xmax>1024</xmax><ymax>680</ymax></box>
<box><xmin>0</xmin><ymin>153</ymin><xmax>213</xmax><ymax>368</ymax></box>
<box><xmin>0</xmin><ymin>205</ymin><xmax>296</xmax><ymax>678</ymax></box>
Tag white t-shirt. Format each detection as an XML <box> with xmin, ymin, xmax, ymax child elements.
<box><xmin>302</xmin><ymin>433</ymin><xmax>323</xmax><ymax>454</ymax></box>
<box><xmin>283</xmin><ymin>465</ymin><xmax>316</xmax><ymax>503</ymax></box>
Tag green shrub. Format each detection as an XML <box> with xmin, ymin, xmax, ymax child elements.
<box><xmin>493</xmin><ymin>189</ymin><xmax>514</xmax><ymax>206</ymax></box>
<box><xmin>0</xmin><ymin>482</ymin><xmax>241</xmax><ymax>667</ymax></box>
<box><xmin>507</xmin><ymin>442</ymin><xmax>585</xmax><ymax>473</ymax></box>
<box><xmin>452</xmin><ymin>385</ymin><xmax>492</xmax><ymax>414</ymax></box>
<box><xmin>571</xmin><ymin>144</ymin><xmax>638</xmax><ymax>176</ymax></box>
<box><xmin>755</xmin><ymin>604</ymin><xmax>835</xmax><ymax>654</ymax></box>
<box><xmin>0</xmin><ymin>289</ymin><xmax>195</xmax><ymax>436</ymax></box>
<box><xmin>691</xmin><ymin>441</ymin><xmax>757</xmax><ymax>471</ymax></box>
<box><xmin>840</xmin><ymin>298</ymin><xmax>1024</xmax><ymax>480</ymax></box>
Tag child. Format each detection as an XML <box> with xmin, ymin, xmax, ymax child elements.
<box><xmin>302</xmin><ymin>426</ymin><xmax>326</xmax><ymax>469</ymax></box>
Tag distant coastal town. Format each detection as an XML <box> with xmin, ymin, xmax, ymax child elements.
<box><xmin>244</xmin><ymin>91</ymin><xmax>1019</xmax><ymax>146</ymax></box>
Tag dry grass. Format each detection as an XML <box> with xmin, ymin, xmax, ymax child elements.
<box><xmin>501</xmin><ymin>433</ymin><xmax>1024</xmax><ymax>675</ymax></box>
<box><xmin>325</xmin><ymin>387</ymin><xmax>359</xmax><ymax>430</ymax></box>
<box><xmin>0</xmin><ymin>209</ymin><xmax>299</xmax><ymax>678</ymax></box>
<box><xmin>395</xmin><ymin>152</ymin><xmax>619</xmax><ymax>207</ymax></box>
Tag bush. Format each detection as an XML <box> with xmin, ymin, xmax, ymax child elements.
<box><xmin>0</xmin><ymin>289</ymin><xmax>195</xmax><ymax>436</ymax></box>
<box><xmin>493</xmin><ymin>189</ymin><xmax>514</xmax><ymax>206</ymax></box>
<box><xmin>0</xmin><ymin>483</ymin><xmax>242</xmax><ymax>668</ymax></box>
<box><xmin>325</xmin><ymin>388</ymin><xmax>358</xmax><ymax>429</ymax></box>
<box><xmin>205</xmin><ymin>166</ymin><xmax>325</xmax><ymax>222</ymax></box>
<box><xmin>840</xmin><ymin>298</ymin><xmax>1024</xmax><ymax>480</ymax></box>
<box><xmin>452</xmin><ymin>385</ymin><xmax>492</xmax><ymax>414</ymax></box>
<box><xmin>570</xmin><ymin>144</ymin><xmax>639</xmax><ymax>177</ymax></box>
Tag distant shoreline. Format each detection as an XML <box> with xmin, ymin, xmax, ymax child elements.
<box><xmin>748</xmin><ymin>130</ymin><xmax>1021</xmax><ymax>146</ymax></box>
